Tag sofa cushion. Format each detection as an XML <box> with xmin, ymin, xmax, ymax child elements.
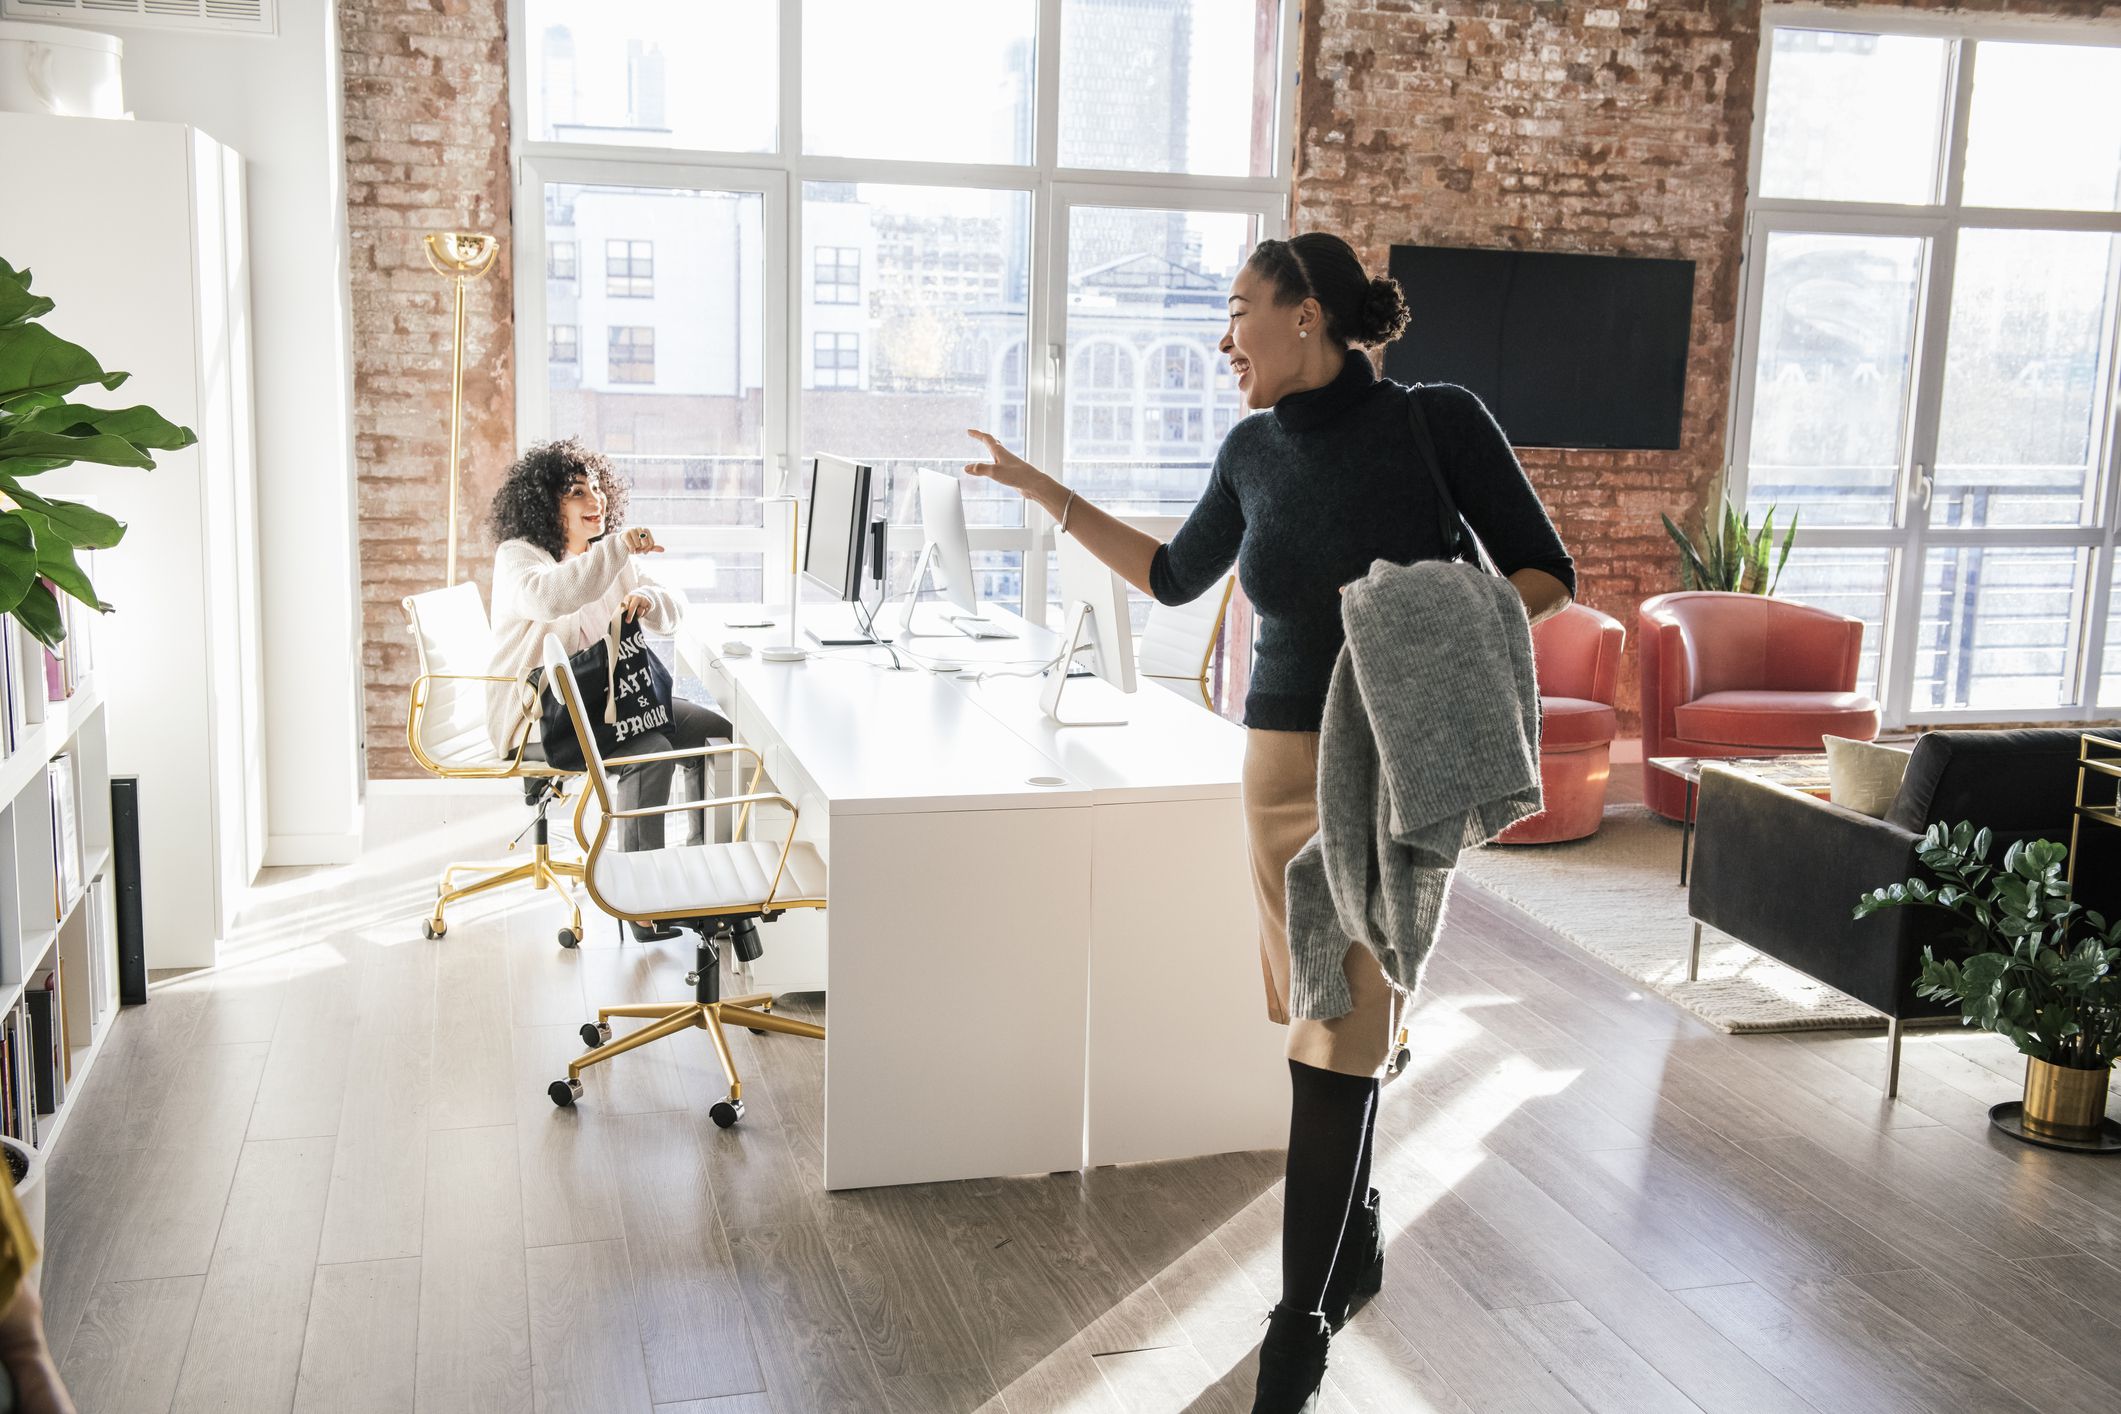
<box><xmin>1673</xmin><ymin>689</ymin><xmax>1880</xmax><ymax>750</ymax></box>
<box><xmin>1540</xmin><ymin>696</ymin><xmax>1618</xmax><ymax>751</ymax></box>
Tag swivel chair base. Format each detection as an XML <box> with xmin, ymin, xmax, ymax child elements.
<box><xmin>426</xmin><ymin>778</ymin><xmax>587</xmax><ymax>946</ymax></box>
<box><xmin>550</xmin><ymin>918</ymin><xmax>825</xmax><ymax>1123</ymax></box>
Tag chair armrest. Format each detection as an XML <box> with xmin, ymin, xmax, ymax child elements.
<box><xmin>605</xmin><ymin>791</ymin><xmax>795</xmax><ymax>822</ymax></box>
<box><xmin>604</xmin><ymin>741</ymin><xmax>757</xmax><ymax>769</ymax></box>
<box><xmin>1688</xmin><ymin>766</ymin><xmax>1931</xmax><ymax>1013</ymax></box>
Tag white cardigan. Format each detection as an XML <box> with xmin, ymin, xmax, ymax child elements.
<box><xmin>484</xmin><ymin>535</ymin><xmax>684</xmax><ymax>756</ymax></box>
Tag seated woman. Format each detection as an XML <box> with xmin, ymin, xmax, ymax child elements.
<box><xmin>484</xmin><ymin>439</ymin><xmax>731</xmax><ymax>890</ymax></box>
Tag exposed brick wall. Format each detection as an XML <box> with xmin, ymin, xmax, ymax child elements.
<box><xmin>342</xmin><ymin>0</ymin><xmax>515</xmax><ymax>778</ymax></box>
<box><xmin>1296</xmin><ymin>0</ymin><xmax>1761</xmax><ymax>733</ymax></box>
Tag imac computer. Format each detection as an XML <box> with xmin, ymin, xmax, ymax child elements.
<box><xmin>1044</xmin><ymin>529</ymin><xmax>1136</xmax><ymax>725</ymax></box>
<box><xmin>903</xmin><ymin>469</ymin><xmax>1015</xmax><ymax>641</ymax></box>
<box><xmin>802</xmin><ymin>454</ymin><xmax>886</xmax><ymax>648</ymax></box>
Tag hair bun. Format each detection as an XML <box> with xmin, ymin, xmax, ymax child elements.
<box><xmin>1358</xmin><ymin>275</ymin><xmax>1411</xmax><ymax>347</ymax></box>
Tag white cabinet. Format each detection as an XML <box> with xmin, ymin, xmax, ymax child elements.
<box><xmin>0</xmin><ymin>113</ymin><xmax>266</xmax><ymax>969</ymax></box>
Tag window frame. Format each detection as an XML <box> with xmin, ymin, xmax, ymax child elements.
<box><xmin>814</xmin><ymin>244</ymin><xmax>861</xmax><ymax>305</ymax></box>
<box><xmin>508</xmin><ymin>0</ymin><xmax>1298</xmax><ymax>617</ymax></box>
<box><xmin>548</xmin><ymin>322</ymin><xmax>578</xmax><ymax>363</ymax></box>
<box><xmin>1729</xmin><ymin>6</ymin><xmax>2121</xmax><ymax>726</ymax></box>
<box><xmin>604</xmin><ymin>237</ymin><xmax>656</xmax><ymax>298</ymax></box>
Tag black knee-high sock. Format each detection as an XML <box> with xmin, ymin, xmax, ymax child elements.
<box><xmin>1281</xmin><ymin>1059</ymin><xmax>1379</xmax><ymax>1315</ymax></box>
<box><xmin>1352</xmin><ymin>1084</ymin><xmax>1380</xmax><ymax>1204</ymax></box>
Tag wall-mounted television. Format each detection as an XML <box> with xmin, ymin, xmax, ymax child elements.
<box><xmin>1382</xmin><ymin>244</ymin><xmax>1695</xmax><ymax>450</ymax></box>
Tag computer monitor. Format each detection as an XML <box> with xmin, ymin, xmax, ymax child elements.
<box><xmin>802</xmin><ymin>454</ymin><xmax>873</xmax><ymax>601</ymax></box>
<box><xmin>1044</xmin><ymin>529</ymin><xmax>1136</xmax><ymax>724</ymax></box>
<box><xmin>915</xmin><ymin>469</ymin><xmax>980</xmax><ymax>617</ymax></box>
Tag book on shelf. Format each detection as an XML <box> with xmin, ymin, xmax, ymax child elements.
<box><xmin>0</xmin><ymin>1005</ymin><xmax>31</xmax><ymax>1147</ymax></box>
<box><xmin>13</xmin><ymin>617</ymin><xmax>44</xmax><ymax>732</ymax></box>
<box><xmin>25</xmin><ymin>976</ymin><xmax>61</xmax><ymax>1115</ymax></box>
<box><xmin>49</xmin><ymin>754</ymin><xmax>82</xmax><ymax>921</ymax></box>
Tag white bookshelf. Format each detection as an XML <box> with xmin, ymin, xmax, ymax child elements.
<box><xmin>0</xmin><ymin>613</ymin><xmax>120</xmax><ymax>1157</ymax></box>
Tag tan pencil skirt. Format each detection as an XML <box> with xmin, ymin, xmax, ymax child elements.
<box><xmin>1242</xmin><ymin>728</ymin><xmax>1406</xmax><ymax>1079</ymax></box>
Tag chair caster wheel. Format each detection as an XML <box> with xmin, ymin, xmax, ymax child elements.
<box><xmin>748</xmin><ymin>1028</ymin><xmax>767</xmax><ymax>1035</ymax></box>
<box><xmin>708</xmin><ymin>1099</ymin><xmax>745</xmax><ymax>1129</ymax></box>
<box><xmin>549</xmin><ymin>1077</ymin><xmax>583</xmax><ymax>1108</ymax></box>
<box><xmin>558</xmin><ymin>927</ymin><xmax>580</xmax><ymax>949</ymax></box>
<box><xmin>1389</xmin><ymin>1047</ymin><xmax>1411</xmax><ymax>1077</ymax></box>
<box><xmin>422</xmin><ymin>918</ymin><xmax>446</xmax><ymax>940</ymax></box>
<box><xmin>580</xmin><ymin>1021</ymin><xmax>611</xmax><ymax>1049</ymax></box>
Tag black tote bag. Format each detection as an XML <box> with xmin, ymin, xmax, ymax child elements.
<box><xmin>538</xmin><ymin>612</ymin><xmax>675</xmax><ymax>772</ymax></box>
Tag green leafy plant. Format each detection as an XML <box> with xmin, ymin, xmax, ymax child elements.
<box><xmin>1662</xmin><ymin>495</ymin><xmax>1797</xmax><ymax>595</ymax></box>
<box><xmin>1854</xmin><ymin>823</ymin><xmax>2121</xmax><ymax>1070</ymax></box>
<box><xmin>0</xmin><ymin>256</ymin><xmax>194</xmax><ymax>647</ymax></box>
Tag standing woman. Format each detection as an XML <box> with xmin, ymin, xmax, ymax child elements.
<box><xmin>965</xmin><ymin>233</ymin><xmax>1572</xmax><ymax>1412</ymax></box>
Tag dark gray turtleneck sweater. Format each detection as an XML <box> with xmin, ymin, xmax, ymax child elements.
<box><xmin>1148</xmin><ymin>353</ymin><xmax>1575</xmax><ymax>732</ymax></box>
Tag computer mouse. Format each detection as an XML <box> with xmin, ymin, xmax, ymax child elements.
<box><xmin>721</xmin><ymin>639</ymin><xmax>753</xmax><ymax>658</ymax></box>
<box><xmin>928</xmin><ymin>660</ymin><xmax>965</xmax><ymax>674</ymax></box>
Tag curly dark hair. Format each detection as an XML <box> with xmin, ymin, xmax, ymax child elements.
<box><xmin>488</xmin><ymin>438</ymin><xmax>630</xmax><ymax>560</ymax></box>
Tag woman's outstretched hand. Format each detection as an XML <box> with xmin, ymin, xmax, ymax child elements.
<box><xmin>963</xmin><ymin>430</ymin><xmax>1045</xmax><ymax>496</ymax></box>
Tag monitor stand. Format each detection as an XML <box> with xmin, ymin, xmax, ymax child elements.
<box><xmin>806</xmin><ymin>599</ymin><xmax>886</xmax><ymax>648</ymax></box>
<box><xmin>1040</xmin><ymin>601</ymin><xmax>1126</xmax><ymax>727</ymax></box>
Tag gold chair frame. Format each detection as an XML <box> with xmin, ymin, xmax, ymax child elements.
<box><xmin>404</xmin><ymin>665</ymin><xmax>588</xmax><ymax>944</ymax></box>
<box><xmin>549</xmin><ymin>702</ymin><xmax>825</xmax><ymax>1122</ymax></box>
<box><xmin>1142</xmin><ymin>573</ymin><xmax>1236</xmax><ymax>710</ymax></box>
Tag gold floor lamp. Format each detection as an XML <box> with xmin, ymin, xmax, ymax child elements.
<box><xmin>423</xmin><ymin>231</ymin><xmax>502</xmax><ymax>586</ymax></box>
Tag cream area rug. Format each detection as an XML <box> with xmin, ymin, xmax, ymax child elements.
<box><xmin>1456</xmin><ymin>803</ymin><xmax>1884</xmax><ymax>1033</ymax></box>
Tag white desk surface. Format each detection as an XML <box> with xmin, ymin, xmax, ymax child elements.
<box><xmin>681</xmin><ymin>604</ymin><xmax>1088</xmax><ymax>816</ymax></box>
<box><xmin>681</xmin><ymin>602</ymin><xmax>1244</xmax><ymax>809</ymax></box>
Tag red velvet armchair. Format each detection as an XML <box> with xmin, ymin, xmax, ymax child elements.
<box><xmin>1498</xmin><ymin>603</ymin><xmax>1625</xmax><ymax>844</ymax></box>
<box><xmin>1638</xmin><ymin>591</ymin><xmax>1881</xmax><ymax>820</ymax></box>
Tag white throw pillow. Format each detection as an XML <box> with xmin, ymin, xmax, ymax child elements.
<box><xmin>1825</xmin><ymin>735</ymin><xmax>1912</xmax><ymax>819</ymax></box>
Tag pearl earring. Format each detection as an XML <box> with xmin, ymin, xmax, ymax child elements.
<box><xmin>1299</xmin><ymin>329</ymin><xmax>1307</xmax><ymax>339</ymax></box>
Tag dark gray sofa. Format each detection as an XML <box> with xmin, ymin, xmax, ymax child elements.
<box><xmin>1686</xmin><ymin>729</ymin><xmax>2086</xmax><ymax>1096</ymax></box>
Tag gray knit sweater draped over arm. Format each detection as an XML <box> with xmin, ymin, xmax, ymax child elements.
<box><xmin>1282</xmin><ymin>559</ymin><xmax>1544</xmax><ymax>1020</ymax></box>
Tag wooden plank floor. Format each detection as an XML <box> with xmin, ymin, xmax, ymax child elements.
<box><xmin>41</xmin><ymin>778</ymin><xmax>2121</xmax><ymax>1414</ymax></box>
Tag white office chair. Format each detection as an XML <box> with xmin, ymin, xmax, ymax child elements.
<box><xmin>1137</xmin><ymin>573</ymin><xmax>1236</xmax><ymax>710</ymax></box>
<box><xmin>539</xmin><ymin>634</ymin><xmax>827</xmax><ymax>1125</ymax></box>
<box><xmin>403</xmin><ymin>582</ymin><xmax>587</xmax><ymax>944</ymax></box>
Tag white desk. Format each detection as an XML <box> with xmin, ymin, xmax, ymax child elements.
<box><xmin>678</xmin><ymin>603</ymin><xmax>1286</xmax><ymax>1188</ymax></box>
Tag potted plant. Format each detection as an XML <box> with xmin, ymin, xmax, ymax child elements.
<box><xmin>1856</xmin><ymin>824</ymin><xmax>2121</xmax><ymax>1146</ymax></box>
<box><xmin>1662</xmin><ymin>493</ymin><xmax>1797</xmax><ymax>595</ymax></box>
<box><xmin>1</xmin><ymin>253</ymin><xmax>193</xmax><ymax>643</ymax></box>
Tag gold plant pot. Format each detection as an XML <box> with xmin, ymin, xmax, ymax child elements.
<box><xmin>2022</xmin><ymin>1057</ymin><xmax>2111</xmax><ymax>1143</ymax></box>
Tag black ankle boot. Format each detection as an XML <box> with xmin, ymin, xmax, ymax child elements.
<box><xmin>1321</xmin><ymin>1188</ymin><xmax>1384</xmax><ymax>1331</ymax></box>
<box><xmin>1252</xmin><ymin>1303</ymin><xmax>1332</xmax><ymax>1413</ymax></box>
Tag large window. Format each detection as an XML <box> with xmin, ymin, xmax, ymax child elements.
<box><xmin>1736</xmin><ymin>18</ymin><xmax>2121</xmax><ymax>725</ymax></box>
<box><xmin>513</xmin><ymin>0</ymin><xmax>1292</xmax><ymax>642</ymax></box>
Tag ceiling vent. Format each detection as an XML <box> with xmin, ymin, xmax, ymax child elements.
<box><xmin>1</xmin><ymin>0</ymin><xmax>276</xmax><ymax>37</ymax></box>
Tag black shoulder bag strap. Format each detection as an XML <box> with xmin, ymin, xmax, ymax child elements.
<box><xmin>1406</xmin><ymin>386</ymin><xmax>1499</xmax><ymax>576</ymax></box>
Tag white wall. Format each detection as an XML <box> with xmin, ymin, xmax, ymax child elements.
<box><xmin>116</xmin><ymin>3</ymin><xmax>365</xmax><ymax>864</ymax></box>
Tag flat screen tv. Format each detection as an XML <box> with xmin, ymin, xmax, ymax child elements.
<box><xmin>1382</xmin><ymin>244</ymin><xmax>1695</xmax><ymax>450</ymax></box>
